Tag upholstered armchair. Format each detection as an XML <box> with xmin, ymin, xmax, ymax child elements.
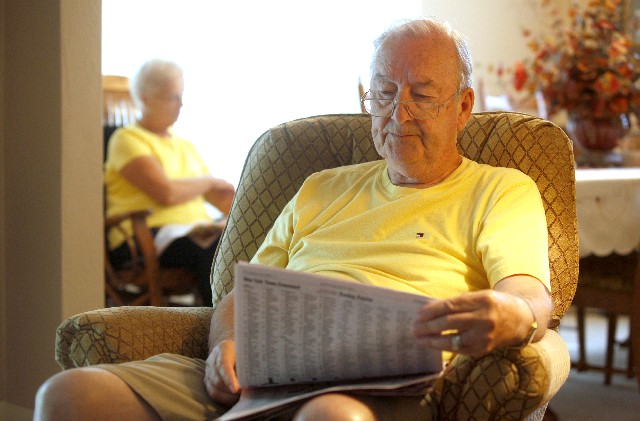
<box><xmin>56</xmin><ymin>112</ymin><xmax>578</xmax><ymax>420</ymax></box>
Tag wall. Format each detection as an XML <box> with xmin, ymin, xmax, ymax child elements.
<box><xmin>0</xmin><ymin>0</ymin><xmax>7</xmax><ymax>415</ymax></box>
<box><xmin>102</xmin><ymin>0</ymin><xmax>424</xmax><ymax>187</ymax></box>
<box><xmin>0</xmin><ymin>0</ymin><xmax>103</xmax><ymax>418</ymax></box>
<box><xmin>423</xmin><ymin>0</ymin><xmax>537</xmax><ymax>94</ymax></box>
<box><xmin>423</xmin><ymin>0</ymin><xmax>579</xmax><ymax>116</ymax></box>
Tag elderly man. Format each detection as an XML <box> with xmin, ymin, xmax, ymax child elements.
<box><xmin>35</xmin><ymin>17</ymin><xmax>552</xmax><ymax>421</ymax></box>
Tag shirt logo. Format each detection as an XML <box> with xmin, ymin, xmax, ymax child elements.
<box><xmin>416</xmin><ymin>233</ymin><xmax>425</xmax><ymax>238</ymax></box>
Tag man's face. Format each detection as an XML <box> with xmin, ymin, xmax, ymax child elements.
<box><xmin>370</xmin><ymin>33</ymin><xmax>473</xmax><ymax>184</ymax></box>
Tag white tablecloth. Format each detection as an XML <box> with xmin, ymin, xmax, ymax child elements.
<box><xmin>576</xmin><ymin>168</ymin><xmax>640</xmax><ymax>257</ymax></box>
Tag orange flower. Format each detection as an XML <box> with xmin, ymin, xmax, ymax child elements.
<box><xmin>595</xmin><ymin>20</ymin><xmax>615</xmax><ymax>30</ymax></box>
<box><xmin>594</xmin><ymin>71</ymin><xmax>621</xmax><ymax>94</ymax></box>
<box><xmin>609</xmin><ymin>96</ymin><xmax>630</xmax><ymax>114</ymax></box>
<box><xmin>514</xmin><ymin>62</ymin><xmax>528</xmax><ymax>91</ymax></box>
<box><xmin>609</xmin><ymin>40</ymin><xmax>628</xmax><ymax>57</ymax></box>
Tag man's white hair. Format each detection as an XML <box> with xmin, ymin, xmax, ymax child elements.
<box><xmin>371</xmin><ymin>17</ymin><xmax>473</xmax><ymax>94</ymax></box>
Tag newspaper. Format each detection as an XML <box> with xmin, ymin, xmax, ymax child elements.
<box><xmin>153</xmin><ymin>220</ymin><xmax>224</xmax><ymax>255</ymax></box>
<box><xmin>218</xmin><ymin>262</ymin><xmax>442</xmax><ymax>420</ymax></box>
<box><xmin>217</xmin><ymin>372</ymin><xmax>440</xmax><ymax>420</ymax></box>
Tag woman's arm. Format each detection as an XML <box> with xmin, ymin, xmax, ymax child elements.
<box><xmin>120</xmin><ymin>155</ymin><xmax>226</xmax><ymax>206</ymax></box>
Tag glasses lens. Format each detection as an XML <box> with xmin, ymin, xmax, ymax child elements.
<box><xmin>363</xmin><ymin>99</ymin><xmax>393</xmax><ymax>117</ymax></box>
<box><xmin>410</xmin><ymin>101</ymin><xmax>439</xmax><ymax>120</ymax></box>
<box><xmin>362</xmin><ymin>98</ymin><xmax>441</xmax><ymax>120</ymax></box>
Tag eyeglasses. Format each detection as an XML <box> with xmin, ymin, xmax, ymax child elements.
<box><xmin>153</xmin><ymin>94</ymin><xmax>183</xmax><ymax>103</ymax></box>
<box><xmin>361</xmin><ymin>91</ymin><xmax>457</xmax><ymax>120</ymax></box>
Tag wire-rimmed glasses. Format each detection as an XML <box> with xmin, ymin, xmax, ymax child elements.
<box><xmin>361</xmin><ymin>90</ymin><xmax>457</xmax><ymax>120</ymax></box>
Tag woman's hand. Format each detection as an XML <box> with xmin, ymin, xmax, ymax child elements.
<box><xmin>204</xmin><ymin>178</ymin><xmax>236</xmax><ymax>215</ymax></box>
<box><xmin>204</xmin><ymin>340</ymin><xmax>241</xmax><ymax>406</ymax></box>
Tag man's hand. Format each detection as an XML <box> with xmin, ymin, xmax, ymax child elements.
<box><xmin>204</xmin><ymin>340</ymin><xmax>241</xmax><ymax>406</ymax></box>
<box><xmin>411</xmin><ymin>276</ymin><xmax>551</xmax><ymax>358</ymax></box>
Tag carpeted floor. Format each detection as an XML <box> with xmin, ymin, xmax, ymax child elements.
<box><xmin>544</xmin><ymin>307</ymin><xmax>640</xmax><ymax>421</ymax></box>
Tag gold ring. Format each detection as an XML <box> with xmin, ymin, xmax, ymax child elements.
<box><xmin>451</xmin><ymin>334</ymin><xmax>462</xmax><ymax>352</ymax></box>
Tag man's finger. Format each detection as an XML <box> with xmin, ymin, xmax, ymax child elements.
<box><xmin>416</xmin><ymin>291</ymin><xmax>494</xmax><ymax>321</ymax></box>
<box><xmin>209</xmin><ymin>387</ymin><xmax>240</xmax><ymax>407</ymax></box>
<box><xmin>216</xmin><ymin>342</ymin><xmax>240</xmax><ymax>393</ymax></box>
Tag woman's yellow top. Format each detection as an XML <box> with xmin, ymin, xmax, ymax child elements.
<box><xmin>104</xmin><ymin>124</ymin><xmax>211</xmax><ymax>248</ymax></box>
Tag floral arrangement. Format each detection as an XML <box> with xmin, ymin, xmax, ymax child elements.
<box><xmin>503</xmin><ymin>0</ymin><xmax>640</xmax><ymax>120</ymax></box>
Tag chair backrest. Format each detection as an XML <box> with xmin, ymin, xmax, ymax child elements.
<box><xmin>102</xmin><ymin>75</ymin><xmax>138</xmax><ymax>160</ymax></box>
<box><xmin>102</xmin><ymin>75</ymin><xmax>137</xmax><ymax>127</ymax></box>
<box><xmin>212</xmin><ymin>112</ymin><xmax>578</xmax><ymax>326</ymax></box>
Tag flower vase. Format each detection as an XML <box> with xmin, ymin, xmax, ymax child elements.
<box><xmin>566</xmin><ymin>114</ymin><xmax>628</xmax><ymax>167</ymax></box>
<box><xmin>566</xmin><ymin>114</ymin><xmax>627</xmax><ymax>151</ymax></box>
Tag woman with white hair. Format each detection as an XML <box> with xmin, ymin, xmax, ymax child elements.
<box><xmin>104</xmin><ymin>59</ymin><xmax>235</xmax><ymax>306</ymax></box>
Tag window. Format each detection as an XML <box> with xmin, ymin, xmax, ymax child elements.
<box><xmin>103</xmin><ymin>0</ymin><xmax>421</xmax><ymax>185</ymax></box>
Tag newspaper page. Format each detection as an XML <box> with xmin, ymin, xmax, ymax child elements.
<box><xmin>233</xmin><ymin>262</ymin><xmax>442</xmax><ymax>388</ymax></box>
<box><xmin>217</xmin><ymin>372</ymin><xmax>440</xmax><ymax>421</ymax></box>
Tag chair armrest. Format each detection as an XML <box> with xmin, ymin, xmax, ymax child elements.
<box><xmin>104</xmin><ymin>209</ymin><xmax>152</xmax><ymax>229</ymax></box>
<box><xmin>55</xmin><ymin>306</ymin><xmax>214</xmax><ymax>369</ymax></box>
<box><xmin>426</xmin><ymin>329</ymin><xmax>570</xmax><ymax>421</ymax></box>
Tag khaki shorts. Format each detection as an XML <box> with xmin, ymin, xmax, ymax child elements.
<box><xmin>99</xmin><ymin>353</ymin><xmax>429</xmax><ymax>421</ymax></box>
<box><xmin>99</xmin><ymin>353</ymin><xmax>228</xmax><ymax>420</ymax></box>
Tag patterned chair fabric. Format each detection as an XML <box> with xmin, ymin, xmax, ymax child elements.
<box><xmin>56</xmin><ymin>112</ymin><xmax>578</xmax><ymax>421</ymax></box>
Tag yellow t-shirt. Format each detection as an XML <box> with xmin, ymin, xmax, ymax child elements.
<box><xmin>104</xmin><ymin>124</ymin><xmax>211</xmax><ymax>248</ymax></box>
<box><xmin>251</xmin><ymin>158</ymin><xmax>551</xmax><ymax>299</ymax></box>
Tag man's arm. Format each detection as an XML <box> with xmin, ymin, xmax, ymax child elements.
<box><xmin>204</xmin><ymin>291</ymin><xmax>241</xmax><ymax>406</ymax></box>
<box><xmin>494</xmin><ymin>275</ymin><xmax>552</xmax><ymax>344</ymax></box>
<box><xmin>412</xmin><ymin>275</ymin><xmax>552</xmax><ymax>358</ymax></box>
